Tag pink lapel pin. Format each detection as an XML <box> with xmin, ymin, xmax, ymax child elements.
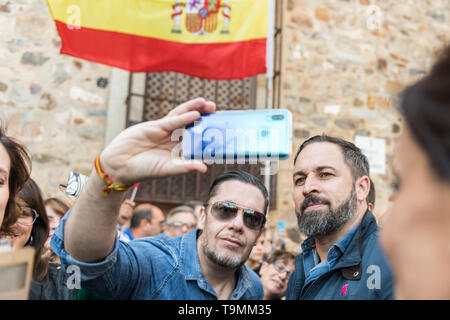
<box><xmin>340</xmin><ymin>284</ymin><xmax>349</xmax><ymax>295</ymax></box>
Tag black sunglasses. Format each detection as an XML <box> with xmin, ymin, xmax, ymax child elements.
<box><xmin>206</xmin><ymin>201</ymin><xmax>266</xmax><ymax>230</ymax></box>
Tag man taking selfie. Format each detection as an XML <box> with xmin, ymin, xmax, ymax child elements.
<box><xmin>52</xmin><ymin>99</ymin><xmax>267</xmax><ymax>299</ymax></box>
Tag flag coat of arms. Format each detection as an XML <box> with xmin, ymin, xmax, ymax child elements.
<box><xmin>47</xmin><ymin>0</ymin><xmax>271</xmax><ymax>80</ymax></box>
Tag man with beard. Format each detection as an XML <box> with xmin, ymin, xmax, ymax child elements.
<box><xmin>51</xmin><ymin>98</ymin><xmax>267</xmax><ymax>299</ymax></box>
<box><xmin>286</xmin><ymin>135</ymin><xmax>394</xmax><ymax>300</ymax></box>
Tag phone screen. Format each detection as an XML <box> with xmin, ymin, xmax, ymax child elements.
<box><xmin>182</xmin><ymin>109</ymin><xmax>292</xmax><ymax>163</ymax></box>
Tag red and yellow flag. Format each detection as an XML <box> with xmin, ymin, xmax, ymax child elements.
<box><xmin>47</xmin><ymin>0</ymin><xmax>269</xmax><ymax>80</ymax></box>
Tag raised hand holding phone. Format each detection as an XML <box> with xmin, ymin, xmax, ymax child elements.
<box><xmin>99</xmin><ymin>98</ymin><xmax>216</xmax><ymax>186</ymax></box>
<box><xmin>63</xmin><ymin>98</ymin><xmax>216</xmax><ymax>262</ymax></box>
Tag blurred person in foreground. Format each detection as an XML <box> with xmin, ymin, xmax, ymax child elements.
<box><xmin>259</xmin><ymin>250</ymin><xmax>296</xmax><ymax>300</ymax></box>
<box><xmin>156</xmin><ymin>205</ymin><xmax>197</xmax><ymax>240</ymax></box>
<box><xmin>0</xmin><ymin>123</ymin><xmax>31</xmax><ymax>238</ymax></box>
<box><xmin>51</xmin><ymin>98</ymin><xmax>268</xmax><ymax>299</ymax></box>
<box><xmin>380</xmin><ymin>45</ymin><xmax>450</xmax><ymax>299</ymax></box>
<box><xmin>287</xmin><ymin>135</ymin><xmax>394</xmax><ymax>300</ymax></box>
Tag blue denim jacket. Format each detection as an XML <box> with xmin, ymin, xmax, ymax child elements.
<box><xmin>51</xmin><ymin>213</ymin><xmax>263</xmax><ymax>300</ymax></box>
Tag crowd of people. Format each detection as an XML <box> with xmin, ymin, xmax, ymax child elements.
<box><xmin>0</xmin><ymin>45</ymin><xmax>448</xmax><ymax>300</ymax></box>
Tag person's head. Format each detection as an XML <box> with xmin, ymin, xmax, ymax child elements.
<box><xmin>247</xmin><ymin>228</ymin><xmax>267</xmax><ymax>266</ymax></box>
<box><xmin>259</xmin><ymin>250</ymin><xmax>296</xmax><ymax>300</ymax></box>
<box><xmin>198</xmin><ymin>170</ymin><xmax>269</xmax><ymax>270</ymax></box>
<box><xmin>0</xmin><ymin>123</ymin><xmax>31</xmax><ymax>237</ymax></box>
<box><xmin>293</xmin><ymin>135</ymin><xmax>371</xmax><ymax>238</ymax></box>
<box><xmin>380</xmin><ymin>45</ymin><xmax>450</xmax><ymax>299</ymax></box>
<box><xmin>133</xmin><ymin>203</ymin><xmax>165</xmax><ymax>235</ymax></box>
<box><xmin>129</xmin><ymin>209</ymin><xmax>155</xmax><ymax>239</ymax></box>
<box><xmin>367</xmin><ymin>178</ymin><xmax>375</xmax><ymax>213</ymax></box>
<box><xmin>184</xmin><ymin>200</ymin><xmax>204</xmax><ymax>220</ymax></box>
<box><xmin>164</xmin><ymin>205</ymin><xmax>197</xmax><ymax>238</ymax></box>
<box><xmin>44</xmin><ymin>197</ymin><xmax>70</xmax><ymax>243</ymax></box>
<box><xmin>9</xmin><ymin>178</ymin><xmax>49</xmax><ymax>281</ymax></box>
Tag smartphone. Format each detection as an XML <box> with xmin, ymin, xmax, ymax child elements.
<box><xmin>182</xmin><ymin>109</ymin><xmax>292</xmax><ymax>162</ymax></box>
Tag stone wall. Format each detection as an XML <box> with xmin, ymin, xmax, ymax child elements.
<box><xmin>0</xmin><ymin>0</ymin><xmax>111</xmax><ymax>201</ymax></box>
<box><xmin>272</xmin><ymin>0</ymin><xmax>449</xmax><ymax>246</ymax></box>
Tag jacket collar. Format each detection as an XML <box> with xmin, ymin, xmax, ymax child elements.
<box><xmin>333</xmin><ymin>210</ymin><xmax>378</xmax><ymax>280</ymax></box>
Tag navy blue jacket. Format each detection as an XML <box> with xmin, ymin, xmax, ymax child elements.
<box><xmin>286</xmin><ymin>211</ymin><xmax>394</xmax><ymax>300</ymax></box>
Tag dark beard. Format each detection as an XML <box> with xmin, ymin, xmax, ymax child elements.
<box><xmin>296</xmin><ymin>188</ymin><xmax>357</xmax><ymax>237</ymax></box>
<box><xmin>200</xmin><ymin>234</ymin><xmax>246</xmax><ymax>269</ymax></box>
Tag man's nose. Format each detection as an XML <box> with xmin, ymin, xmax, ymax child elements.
<box><xmin>302</xmin><ymin>174</ymin><xmax>320</xmax><ymax>196</ymax></box>
<box><xmin>227</xmin><ymin>210</ymin><xmax>245</xmax><ymax>231</ymax></box>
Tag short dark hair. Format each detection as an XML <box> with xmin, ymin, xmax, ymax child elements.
<box><xmin>206</xmin><ymin>170</ymin><xmax>269</xmax><ymax>215</ymax></box>
<box><xmin>294</xmin><ymin>135</ymin><xmax>370</xmax><ymax>180</ymax></box>
<box><xmin>0</xmin><ymin>123</ymin><xmax>32</xmax><ymax>237</ymax></box>
<box><xmin>130</xmin><ymin>210</ymin><xmax>152</xmax><ymax>229</ymax></box>
<box><xmin>399</xmin><ymin>44</ymin><xmax>450</xmax><ymax>181</ymax></box>
<box><xmin>367</xmin><ymin>178</ymin><xmax>376</xmax><ymax>207</ymax></box>
<box><xmin>265</xmin><ymin>249</ymin><xmax>296</xmax><ymax>265</ymax></box>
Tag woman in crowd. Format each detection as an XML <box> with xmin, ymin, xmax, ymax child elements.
<box><xmin>246</xmin><ymin>228</ymin><xmax>272</xmax><ymax>274</ymax></box>
<box><xmin>380</xmin><ymin>45</ymin><xmax>450</xmax><ymax>299</ymax></box>
<box><xmin>43</xmin><ymin>197</ymin><xmax>71</xmax><ymax>263</ymax></box>
<box><xmin>259</xmin><ymin>250</ymin><xmax>296</xmax><ymax>300</ymax></box>
<box><xmin>0</xmin><ymin>123</ymin><xmax>31</xmax><ymax>237</ymax></box>
<box><xmin>8</xmin><ymin>178</ymin><xmax>74</xmax><ymax>299</ymax></box>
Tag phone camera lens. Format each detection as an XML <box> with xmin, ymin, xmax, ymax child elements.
<box><xmin>271</xmin><ymin>114</ymin><xmax>284</xmax><ymax>120</ymax></box>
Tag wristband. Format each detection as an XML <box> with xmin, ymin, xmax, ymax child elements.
<box><xmin>94</xmin><ymin>155</ymin><xmax>132</xmax><ymax>195</ymax></box>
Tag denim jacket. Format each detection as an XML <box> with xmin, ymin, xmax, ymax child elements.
<box><xmin>51</xmin><ymin>213</ymin><xmax>263</xmax><ymax>300</ymax></box>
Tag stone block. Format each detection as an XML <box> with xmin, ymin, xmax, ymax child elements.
<box><xmin>315</xmin><ymin>8</ymin><xmax>330</xmax><ymax>22</ymax></box>
<box><xmin>21</xmin><ymin>51</ymin><xmax>49</xmax><ymax>66</ymax></box>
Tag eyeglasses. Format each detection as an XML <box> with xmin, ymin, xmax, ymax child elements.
<box><xmin>206</xmin><ymin>201</ymin><xmax>266</xmax><ymax>231</ymax></box>
<box><xmin>166</xmin><ymin>221</ymin><xmax>197</xmax><ymax>230</ymax></box>
<box><xmin>272</xmin><ymin>261</ymin><xmax>293</xmax><ymax>277</ymax></box>
<box><xmin>17</xmin><ymin>206</ymin><xmax>39</xmax><ymax>226</ymax></box>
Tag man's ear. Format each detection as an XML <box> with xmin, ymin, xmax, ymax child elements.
<box><xmin>139</xmin><ymin>219</ymin><xmax>150</xmax><ymax>229</ymax></box>
<box><xmin>355</xmin><ymin>176</ymin><xmax>370</xmax><ymax>203</ymax></box>
<box><xmin>197</xmin><ymin>205</ymin><xmax>206</xmax><ymax>231</ymax></box>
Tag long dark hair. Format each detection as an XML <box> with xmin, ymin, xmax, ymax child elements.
<box><xmin>0</xmin><ymin>122</ymin><xmax>31</xmax><ymax>237</ymax></box>
<box><xmin>399</xmin><ymin>44</ymin><xmax>450</xmax><ymax>181</ymax></box>
<box><xmin>18</xmin><ymin>178</ymin><xmax>49</xmax><ymax>282</ymax></box>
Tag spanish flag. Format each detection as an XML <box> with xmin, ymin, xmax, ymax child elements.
<box><xmin>47</xmin><ymin>0</ymin><xmax>271</xmax><ymax>80</ymax></box>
